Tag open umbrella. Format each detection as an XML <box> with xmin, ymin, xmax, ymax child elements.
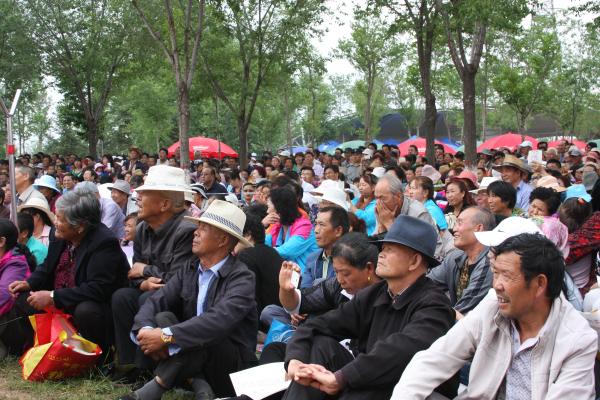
<box><xmin>168</xmin><ymin>136</ymin><xmax>238</xmax><ymax>160</ymax></box>
<box><xmin>338</xmin><ymin>140</ymin><xmax>366</xmax><ymax>149</ymax></box>
<box><xmin>548</xmin><ymin>139</ymin><xmax>586</xmax><ymax>150</ymax></box>
<box><xmin>318</xmin><ymin>140</ymin><xmax>340</xmax><ymax>152</ymax></box>
<box><xmin>477</xmin><ymin>133</ymin><xmax>538</xmax><ymax>152</ymax></box>
<box><xmin>456</xmin><ymin>141</ymin><xmax>481</xmax><ymax>152</ymax></box>
<box><xmin>397</xmin><ymin>137</ymin><xmax>457</xmax><ymax>156</ymax></box>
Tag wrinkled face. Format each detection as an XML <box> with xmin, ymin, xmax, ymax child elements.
<box><xmin>192</xmin><ymin>222</ymin><xmax>227</xmax><ymax>257</ymax></box>
<box><xmin>333</xmin><ymin>256</ymin><xmax>372</xmax><ymax>295</ymax></box>
<box><xmin>500</xmin><ymin>166</ymin><xmax>521</xmax><ymax>185</ymax></box>
<box><xmin>475</xmin><ymin>191</ymin><xmax>489</xmax><ymax>209</ymax></box>
<box><xmin>54</xmin><ymin>208</ymin><xmax>80</xmax><ymax>242</ymax></box>
<box><xmin>408</xmin><ymin>181</ymin><xmax>426</xmax><ymax>203</ymax></box>
<box><xmin>136</xmin><ymin>190</ymin><xmax>166</xmax><ymax>221</ymax></box>
<box><xmin>445</xmin><ymin>183</ymin><xmax>465</xmax><ymax>208</ymax></box>
<box><xmin>488</xmin><ymin>192</ymin><xmax>509</xmax><ymax>214</ymax></box>
<box><xmin>124</xmin><ymin>218</ymin><xmax>137</xmax><ymax>242</ymax></box>
<box><xmin>376</xmin><ymin>243</ymin><xmax>414</xmax><ymax>280</ymax></box>
<box><xmin>111</xmin><ymin>189</ymin><xmax>128</xmax><ymax>206</ymax></box>
<box><xmin>14</xmin><ymin>169</ymin><xmax>29</xmax><ymax>191</ymax></box>
<box><xmin>453</xmin><ymin>208</ymin><xmax>480</xmax><ymax>250</ymax></box>
<box><xmin>492</xmin><ymin>251</ymin><xmax>539</xmax><ymax>320</ymax></box>
<box><xmin>374</xmin><ymin>181</ymin><xmax>401</xmax><ymax>214</ymax></box>
<box><xmin>529</xmin><ymin>198</ymin><xmax>550</xmax><ymax>217</ymax></box>
<box><xmin>314</xmin><ymin>211</ymin><xmax>340</xmax><ymax>249</ymax></box>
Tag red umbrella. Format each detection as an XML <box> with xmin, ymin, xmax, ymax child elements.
<box><xmin>397</xmin><ymin>137</ymin><xmax>456</xmax><ymax>156</ymax></box>
<box><xmin>548</xmin><ymin>139</ymin><xmax>586</xmax><ymax>150</ymax></box>
<box><xmin>477</xmin><ymin>132</ymin><xmax>538</xmax><ymax>152</ymax></box>
<box><xmin>168</xmin><ymin>136</ymin><xmax>238</xmax><ymax>160</ymax></box>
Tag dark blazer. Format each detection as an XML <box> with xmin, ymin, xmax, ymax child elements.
<box><xmin>27</xmin><ymin>224</ymin><xmax>129</xmax><ymax>311</ymax></box>
<box><xmin>132</xmin><ymin>256</ymin><xmax>258</xmax><ymax>364</ymax></box>
<box><xmin>285</xmin><ymin>275</ymin><xmax>454</xmax><ymax>393</ymax></box>
<box><xmin>238</xmin><ymin>243</ymin><xmax>283</xmax><ymax>315</ymax></box>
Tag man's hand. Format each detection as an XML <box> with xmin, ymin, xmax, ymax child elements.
<box><xmin>8</xmin><ymin>280</ymin><xmax>30</xmax><ymax>297</ymax></box>
<box><xmin>279</xmin><ymin>261</ymin><xmax>300</xmax><ymax>292</ymax></box>
<box><xmin>140</xmin><ymin>277</ymin><xmax>164</xmax><ymax>292</ymax></box>
<box><xmin>128</xmin><ymin>262</ymin><xmax>148</xmax><ymax>279</ymax></box>
<box><xmin>137</xmin><ymin>327</ymin><xmax>167</xmax><ymax>356</ymax></box>
<box><xmin>287</xmin><ymin>359</ymin><xmax>315</xmax><ymax>386</ymax></box>
<box><xmin>290</xmin><ymin>313</ymin><xmax>307</xmax><ymax>327</ymax></box>
<box><xmin>455</xmin><ymin>309</ymin><xmax>464</xmax><ymax>321</ymax></box>
<box><xmin>27</xmin><ymin>291</ymin><xmax>54</xmax><ymax>310</ymax></box>
<box><xmin>306</xmin><ymin>364</ymin><xmax>342</xmax><ymax>395</ymax></box>
<box><xmin>375</xmin><ymin>201</ymin><xmax>398</xmax><ymax>232</ymax></box>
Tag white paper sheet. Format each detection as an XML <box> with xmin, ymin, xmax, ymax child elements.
<box><xmin>229</xmin><ymin>362</ymin><xmax>290</xmax><ymax>399</ymax></box>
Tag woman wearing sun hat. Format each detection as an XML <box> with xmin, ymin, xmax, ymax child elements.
<box><xmin>33</xmin><ymin>174</ymin><xmax>62</xmax><ymax>213</ymax></box>
<box><xmin>17</xmin><ymin>197</ymin><xmax>55</xmax><ymax>247</ymax></box>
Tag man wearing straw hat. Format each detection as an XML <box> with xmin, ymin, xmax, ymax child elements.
<box><xmin>112</xmin><ymin>165</ymin><xmax>197</xmax><ymax>377</ymax></box>
<box><xmin>492</xmin><ymin>154</ymin><xmax>533</xmax><ymax>212</ymax></box>
<box><xmin>119</xmin><ymin>200</ymin><xmax>257</xmax><ymax>400</ymax></box>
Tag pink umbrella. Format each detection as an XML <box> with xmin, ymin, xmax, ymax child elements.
<box><xmin>477</xmin><ymin>132</ymin><xmax>538</xmax><ymax>152</ymax></box>
<box><xmin>397</xmin><ymin>138</ymin><xmax>456</xmax><ymax>156</ymax></box>
<box><xmin>168</xmin><ymin>136</ymin><xmax>238</xmax><ymax>160</ymax></box>
<box><xmin>548</xmin><ymin>139</ymin><xmax>586</xmax><ymax>150</ymax></box>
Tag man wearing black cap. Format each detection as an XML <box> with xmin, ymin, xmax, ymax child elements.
<box><xmin>282</xmin><ymin>215</ymin><xmax>455</xmax><ymax>400</ymax></box>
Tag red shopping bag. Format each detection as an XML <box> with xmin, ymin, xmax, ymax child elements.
<box><xmin>19</xmin><ymin>308</ymin><xmax>102</xmax><ymax>381</ymax></box>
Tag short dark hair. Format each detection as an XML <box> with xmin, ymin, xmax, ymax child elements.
<box><xmin>558</xmin><ymin>198</ymin><xmax>593</xmax><ymax>233</ymax></box>
<box><xmin>282</xmin><ymin>170</ymin><xmax>300</xmax><ymax>182</ymax></box>
<box><xmin>325</xmin><ymin>165</ymin><xmax>339</xmax><ymax>174</ymax></box>
<box><xmin>492</xmin><ymin>233</ymin><xmax>565</xmax><ymax>300</ymax></box>
<box><xmin>319</xmin><ymin>206</ymin><xmax>350</xmax><ymax>235</ymax></box>
<box><xmin>331</xmin><ymin>232</ymin><xmax>378</xmax><ymax>270</ymax></box>
<box><xmin>17</xmin><ymin>212</ymin><xmax>34</xmax><ymax>239</ymax></box>
<box><xmin>300</xmin><ymin>166</ymin><xmax>314</xmax><ymax>176</ymax></box>
<box><xmin>529</xmin><ymin>187</ymin><xmax>561</xmax><ymax>215</ymax></box>
<box><xmin>242</xmin><ymin>213</ymin><xmax>265</xmax><ymax>243</ymax></box>
<box><xmin>487</xmin><ymin>180</ymin><xmax>516</xmax><ymax>209</ymax></box>
<box><xmin>546</xmin><ymin>159</ymin><xmax>561</xmax><ymax>169</ymax></box>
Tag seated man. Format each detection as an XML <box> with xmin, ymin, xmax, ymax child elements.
<box><xmin>427</xmin><ymin>207</ymin><xmax>496</xmax><ymax>318</ymax></box>
<box><xmin>392</xmin><ymin>233</ymin><xmax>597</xmax><ymax>400</ymax></box>
<box><xmin>282</xmin><ymin>215</ymin><xmax>455</xmax><ymax>399</ymax></box>
<box><xmin>119</xmin><ymin>200</ymin><xmax>258</xmax><ymax>400</ymax></box>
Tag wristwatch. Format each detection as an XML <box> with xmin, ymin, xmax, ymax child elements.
<box><xmin>160</xmin><ymin>331</ymin><xmax>174</xmax><ymax>344</ymax></box>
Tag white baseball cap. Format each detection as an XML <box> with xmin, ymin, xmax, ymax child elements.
<box><xmin>474</xmin><ymin>217</ymin><xmax>542</xmax><ymax>247</ymax></box>
<box><xmin>519</xmin><ymin>140</ymin><xmax>533</xmax><ymax>148</ymax></box>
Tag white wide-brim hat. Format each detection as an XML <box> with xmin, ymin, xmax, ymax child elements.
<box><xmin>474</xmin><ymin>217</ymin><xmax>542</xmax><ymax>247</ymax></box>
<box><xmin>18</xmin><ymin>197</ymin><xmax>56</xmax><ymax>224</ymax></box>
<box><xmin>135</xmin><ymin>165</ymin><xmax>193</xmax><ymax>193</ymax></box>
<box><xmin>184</xmin><ymin>199</ymin><xmax>252</xmax><ymax>247</ymax></box>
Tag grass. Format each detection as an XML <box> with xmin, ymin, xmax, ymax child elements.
<box><xmin>0</xmin><ymin>357</ymin><xmax>194</xmax><ymax>400</ymax></box>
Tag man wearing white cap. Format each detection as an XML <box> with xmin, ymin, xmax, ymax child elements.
<box><xmin>518</xmin><ymin>140</ymin><xmax>532</xmax><ymax>159</ymax></box>
<box><xmin>120</xmin><ymin>200</ymin><xmax>257</xmax><ymax>400</ymax></box>
<box><xmin>392</xmin><ymin>221</ymin><xmax>597</xmax><ymax>400</ymax></box>
<box><xmin>112</xmin><ymin>165</ymin><xmax>198</xmax><ymax>374</ymax></box>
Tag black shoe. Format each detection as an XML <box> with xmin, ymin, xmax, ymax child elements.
<box><xmin>191</xmin><ymin>377</ymin><xmax>215</xmax><ymax>400</ymax></box>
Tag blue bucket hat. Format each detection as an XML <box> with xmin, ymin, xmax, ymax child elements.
<box><xmin>34</xmin><ymin>174</ymin><xmax>60</xmax><ymax>194</ymax></box>
<box><xmin>379</xmin><ymin>215</ymin><xmax>439</xmax><ymax>267</ymax></box>
<box><xmin>564</xmin><ymin>184</ymin><xmax>592</xmax><ymax>203</ymax></box>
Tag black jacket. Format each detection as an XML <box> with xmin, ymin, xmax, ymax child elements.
<box><xmin>132</xmin><ymin>256</ymin><xmax>258</xmax><ymax>364</ymax></box>
<box><xmin>27</xmin><ymin>224</ymin><xmax>129</xmax><ymax>311</ymax></box>
<box><xmin>285</xmin><ymin>275</ymin><xmax>454</xmax><ymax>392</ymax></box>
<box><xmin>238</xmin><ymin>243</ymin><xmax>283</xmax><ymax>315</ymax></box>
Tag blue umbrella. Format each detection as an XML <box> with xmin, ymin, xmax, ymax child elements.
<box><xmin>291</xmin><ymin>146</ymin><xmax>308</xmax><ymax>154</ymax></box>
<box><xmin>318</xmin><ymin>140</ymin><xmax>340</xmax><ymax>152</ymax></box>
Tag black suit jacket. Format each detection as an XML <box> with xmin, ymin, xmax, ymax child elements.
<box><xmin>132</xmin><ymin>256</ymin><xmax>258</xmax><ymax>363</ymax></box>
<box><xmin>27</xmin><ymin>224</ymin><xmax>129</xmax><ymax>311</ymax></box>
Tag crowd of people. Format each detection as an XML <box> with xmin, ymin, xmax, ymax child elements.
<box><xmin>0</xmin><ymin>138</ymin><xmax>599</xmax><ymax>399</ymax></box>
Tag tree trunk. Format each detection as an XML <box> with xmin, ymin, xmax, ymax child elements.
<box><xmin>283</xmin><ymin>88</ymin><xmax>292</xmax><ymax>153</ymax></box>
<box><xmin>462</xmin><ymin>70</ymin><xmax>477</xmax><ymax>164</ymax></box>
<box><xmin>364</xmin><ymin>85</ymin><xmax>372</xmax><ymax>143</ymax></box>
<box><xmin>424</xmin><ymin>95</ymin><xmax>437</xmax><ymax>163</ymax></box>
<box><xmin>178</xmin><ymin>84</ymin><xmax>191</xmax><ymax>168</ymax></box>
<box><xmin>88</xmin><ymin>121</ymin><xmax>98</xmax><ymax>158</ymax></box>
<box><xmin>238</xmin><ymin>118</ymin><xmax>248</xmax><ymax>168</ymax></box>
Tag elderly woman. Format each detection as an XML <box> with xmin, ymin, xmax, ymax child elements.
<box><xmin>8</xmin><ymin>190</ymin><xmax>129</xmax><ymax>356</ymax></box>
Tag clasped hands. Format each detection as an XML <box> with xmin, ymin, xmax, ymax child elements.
<box><xmin>286</xmin><ymin>359</ymin><xmax>341</xmax><ymax>395</ymax></box>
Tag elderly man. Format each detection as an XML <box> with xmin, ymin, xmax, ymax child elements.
<box><xmin>14</xmin><ymin>166</ymin><xmax>49</xmax><ymax>208</ymax></box>
<box><xmin>492</xmin><ymin>154</ymin><xmax>532</xmax><ymax>212</ymax></box>
<box><xmin>200</xmin><ymin>166</ymin><xmax>227</xmax><ymax>195</ymax></box>
<box><xmin>108</xmin><ymin>179</ymin><xmax>138</xmax><ymax>216</ymax></box>
<box><xmin>427</xmin><ymin>207</ymin><xmax>496</xmax><ymax>318</ymax></box>
<box><xmin>119</xmin><ymin>200</ymin><xmax>257</xmax><ymax>400</ymax></box>
<box><xmin>112</xmin><ymin>166</ymin><xmax>197</xmax><ymax>374</ymax></box>
<box><xmin>281</xmin><ymin>215</ymin><xmax>455</xmax><ymax>400</ymax></box>
<box><xmin>392</xmin><ymin>233</ymin><xmax>597</xmax><ymax>400</ymax></box>
<box><xmin>372</xmin><ymin>174</ymin><xmax>452</xmax><ymax>260</ymax></box>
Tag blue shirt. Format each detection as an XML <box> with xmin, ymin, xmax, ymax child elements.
<box><xmin>424</xmin><ymin>199</ymin><xmax>448</xmax><ymax>231</ymax></box>
<box><xmin>26</xmin><ymin>236</ymin><xmax>48</xmax><ymax>266</ymax></box>
<box><xmin>515</xmin><ymin>180</ymin><xmax>533</xmax><ymax>212</ymax></box>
